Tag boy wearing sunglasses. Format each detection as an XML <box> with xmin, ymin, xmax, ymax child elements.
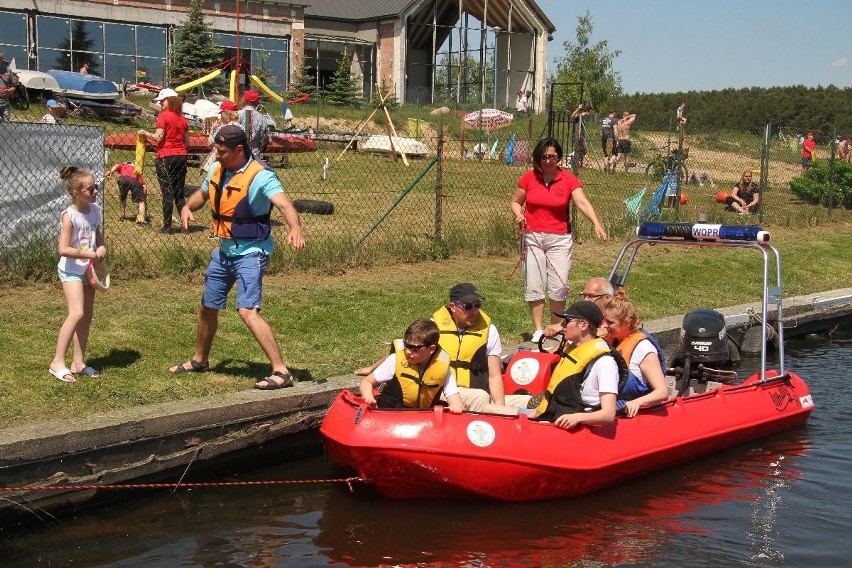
<box><xmin>359</xmin><ymin>318</ymin><xmax>464</xmax><ymax>413</ymax></box>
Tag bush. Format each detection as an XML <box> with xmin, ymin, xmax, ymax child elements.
<box><xmin>789</xmin><ymin>159</ymin><xmax>852</xmax><ymax>209</ymax></box>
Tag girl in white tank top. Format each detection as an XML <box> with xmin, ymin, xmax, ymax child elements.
<box><xmin>49</xmin><ymin>166</ymin><xmax>108</xmax><ymax>383</ymax></box>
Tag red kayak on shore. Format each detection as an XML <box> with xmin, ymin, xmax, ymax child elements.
<box><xmin>104</xmin><ymin>132</ymin><xmax>317</xmax><ymax>153</ymax></box>
<box><xmin>321</xmin><ymin>221</ymin><xmax>816</xmax><ymax>501</ymax></box>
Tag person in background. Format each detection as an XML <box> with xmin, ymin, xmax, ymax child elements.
<box><xmin>138</xmin><ymin>88</ymin><xmax>189</xmax><ymax>233</ymax></box>
<box><xmin>837</xmin><ymin>134</ymin><xmax>851</xmax><ymax>163</ymax></box>
<box><xmin>515</xmin><ymin>90</ymin><xmax>528</xmax><ymax>115</ymax></box>
<box><xmin>49</xmin><ymin>166</ymin><xmax>107</xmax><ymax>383</ymax></box>
<box><xmin>481</xmin><ymin>301</ymin><xmax>624</xmax><ymax>430</ymax></box>
<box><xmin>0</xmin><ymin>51</ymin><xmax>13</xmax><ymax>123</ymax></box>
<box><xmin>571</xmin><ymin>103</ymin><xmax>593</xmax><ymax>169</ymax></box>
<box><xmin>358</xmin><ymin>318</ymin><xmax>465</xmax><ymax>414</ymax></box>
<box><xmin>79</xmin><ymin>62</ymin><xmax>90</xmax><ymax>74</ymax></box>
<box><xmin>173</xmin><ymin>125</ymin><xmax>305</xmax><ymax>390</ymax></box>
<box><xmin>602</xmin><ymin>290</ymin><xmax>669</xmax><ymax>417</ymax></box>
<box><xmin>725</xmin><ymin>171</ymin><xmax>761</xmax><ymax>215</ymax></box>
<box><xmin>41</xmin><ymin>99</ymin><xmax>63</xmax><ymax>124</ymax></box>
<box><xmin>238</xmin><ymin>89</ymin><xmax>275</xmax><ymax>158</ymax></box>
<box><xmin>511</xmin><ymin>137</ymin><xmax>608</xmax><ymax>344</ymax></box>
<box><xmin>616</xmin><ymin>111</ymin><xmax>637</xmax><ymax>172</ymax></box>
<box><xmin>600</xmin><ymin>108</ymin><xmax>618</xmax><ymax>173</ymax></box>
<box><xmin>108</xmin><ymin>161</ymin><xmax>148</xmax><ymax>224</ymax></box>
<box><xmin>801</xmin><ymin>131</ymin><xmax>816</xmax><ymax>174</ymax></box>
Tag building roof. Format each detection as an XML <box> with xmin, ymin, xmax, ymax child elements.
<box><xmin>300</xmin><ymin>0</ymin><xmax>418</xmax><ymax>22</ymax></box>
<box><xmin>300</xmin><ymin>0</ymin><xmax>554</xmax><ymax>32</ymax></box>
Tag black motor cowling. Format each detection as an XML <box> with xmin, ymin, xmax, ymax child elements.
<box><xmin>676</xmin><ymin>309</ymin><xmax>738</xmax><ymax>367</ymax></box>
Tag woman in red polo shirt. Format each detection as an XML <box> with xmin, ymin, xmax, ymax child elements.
<box><xmin>510</xmin><ymin>137</ymin><xmax>608</xmax><ymax>342</ymax></box>
<box><xmin>138</xmin><ymin>88</ymin><xmax>189</xmax><ymax>233</ymax></box>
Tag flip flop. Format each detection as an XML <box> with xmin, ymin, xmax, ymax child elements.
<box><xmin>49</xmin><ymin>368</ymin><xmax>77</xmax><ymax>383</ymax></box>
<box><xmin>73</xmin><ymin>366</ymin><xmax>101</xmax><ymax>377</ymax></box>
<box><xmin>170</xmin><ymin>359</ymin><xmax>210</xmax><ymax>374</ymax></box>
<box><xmin>255</xmin><ymin>370</ymin><xmax>295</xmax><ymax>390</ymax></box>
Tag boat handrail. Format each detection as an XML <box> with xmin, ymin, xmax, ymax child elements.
<box><xmin>608</xmin><ymin>222</ymin><xmax>785</xmax><ymax>384</ymax></box>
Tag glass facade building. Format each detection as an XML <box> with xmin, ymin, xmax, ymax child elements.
<box><xmin>1</xmin><ymin>10</ymin><xmax>290</xmax><ymax>88</ymax></box>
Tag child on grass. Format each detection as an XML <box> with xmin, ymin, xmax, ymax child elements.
<box><xmin>49</xmin><ymin>166</ymin><xmax>107</xmax><ymax>383</ymax></box>
<box><xmin>107</xmin><ymin>161</ymin><xmax>148</xmax><ymax>223</ymax></box>
<box><xmin>358</xmin><ymin>318</ymin><xmax>465</xmax><ymax>413</ymax></box>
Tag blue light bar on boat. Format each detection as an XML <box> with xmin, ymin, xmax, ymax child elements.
<box><xmin>638</xmin><ymin>222</ymin><xmax>770</xmax><ymax>243</ymax></box>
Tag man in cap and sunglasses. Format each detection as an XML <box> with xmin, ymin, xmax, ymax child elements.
<box><xmin>483</xmin><ymin>300</ymin><xmax>626</xmax><ymax>430</ymax></box>
<box><xmin>172</xmin><ymin>125</ymin><xmax>306</xmax><ymax>390</ymax></box>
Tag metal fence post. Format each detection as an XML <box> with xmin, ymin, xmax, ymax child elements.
<box><xmin>759</xmin><ymin>123</ymin><xmax>771</xmax><ymax>222</ymax></box>
<box><xmin>435</xmin><ymin>118</ymin><xmax>444</xmax><ymax>243</ymax></box>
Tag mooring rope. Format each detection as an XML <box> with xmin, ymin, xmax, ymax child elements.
<box><xmin>0</xmin><ymin>477</ymin><xmax>370</xmax><ymax>494</ymax></box>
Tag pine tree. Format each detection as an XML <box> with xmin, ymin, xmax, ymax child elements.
<box><xmin>325</xmin><ymin>47</ymin><xmax>362</xmax><ymax>107</ymax></box>
<box><xmin>169</xmin><ymin>0</ymin><xmax>225</xmax><ymax>91</ymax></box>
<box><xmin>290</xmin><ymin>58</ymin><xmax>319</xmax><ymax>98</ymax></box>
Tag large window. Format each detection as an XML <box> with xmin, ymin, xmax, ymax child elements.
<box><xmin>35</xmin><ymin>16</ymin><xmax>167</xmax><ymax>84</ymax></box>
<box><xmin>0</xmin><ymin>11</ymin><xmax>28</xmax><ymax>68</ymax></box>
<box><xmin>213</xmin><ymin>33</ymin><xmax>290</xmax><ymax>91</ymax></box>
<box><xmin>304</xmin><ymin>38</ymin><xmax>375</xmax><ymax>98</ymax></box>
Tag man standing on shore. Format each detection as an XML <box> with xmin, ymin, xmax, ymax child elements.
<box><xmin>172</xmin><ymin>125</ymin><xmax>306</xmax><ymax>390</ymax></box>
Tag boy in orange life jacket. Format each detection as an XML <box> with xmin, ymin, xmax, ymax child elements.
<box><xmin>107</xmin><ymin>161</ymin><xmax>148</xmax><ymax>223</ymax></box>
<box><xmin>173</xmin><ymin>125</ymin><xmax>306</xmax><ymax>389</ymax></box>
<box><xmin>359</xmin><ymin>318</ymin><xmax>465</xmax><ymax>413</ymax></box>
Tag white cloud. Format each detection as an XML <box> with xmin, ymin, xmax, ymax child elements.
<box><xmin>829</xmin><ymin>58</ymin><xmax>852</xmax><ymax>68</ymax></box>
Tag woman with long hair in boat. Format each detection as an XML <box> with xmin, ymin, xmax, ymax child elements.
<box><xmin>602</xmin><ymin>290</ymin><xmax>670</xmax><ymax>417</ymax></box>
<box><xmin>482</xmin><ymin>301</ymin><xmax>625</xmax><ymax>430</ymax></box>
<box><xmin>358</xmin><ymin>318</ymin><xmax>465</xmax><ymax>414</ymax></box>
<box><xmin>138</xmin><ymin>88</ymin><xmax>189</xmax><ymax>233</ymax></box>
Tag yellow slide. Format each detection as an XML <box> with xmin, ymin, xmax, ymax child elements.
<box><xmin>174</xmin><ymin>69</ymin><xmax>223</xmax><ymax>93</ymax></box>
<box><xmin>249</xmin><ymin>74</ymin><xmax>284</xmax><ymax>103</ymax></box>
<box><xmin>229</xmin><ymin>70</ymin><xmax>238</xmax><ymax>102</ymax></box>
<box><xmin>134</xmin><ymin>134</ymin><xmax>146</xmax><ymax>175</ymax></box>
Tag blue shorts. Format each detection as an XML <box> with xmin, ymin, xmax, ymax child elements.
<box><xmin>58</xmin><ymin>267</ymin><xmax>84</xmax><ymax>283</ymax></box>
<box><xmin>202</xmin><ymin>250</ymin><xmax>268</xmax><ymax>311</ymax></box>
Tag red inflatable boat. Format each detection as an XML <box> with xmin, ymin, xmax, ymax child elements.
<box><xmin>321</xmin><ymin>222</ymin><xmax>815</xmax><ymax>501</ymax></box>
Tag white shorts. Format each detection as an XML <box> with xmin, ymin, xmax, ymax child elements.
<box><xmin>522</xmin><ymin>231</ymin><xmax>573</xmax><ymax>302</ymax></box>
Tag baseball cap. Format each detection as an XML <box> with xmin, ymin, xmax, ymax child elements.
<box><xmin>212</xmin><ymin>124</ymin><xmax>248</xmax><ymax>148</ymax></box>
<box><xmin>553</xmin><ymin>300</ymin><xmax>604</xmax><ymax>328</ymax></box>
<box><xmin>153</xmin><ymin>88</ymin><xmax>179</xmax><ymax>102</ymax></box>
<box><xmin>243</xmin><ymin>89</ymin><xmax>260</xmax><ymax>103</ymax></box>
<box><xmin>449</xmin><ymin>283</ymin><xmax>483</xmax><ymax>303</ymax></box>
<box><xmin>219</xmin><ymin>100</ymin><xmax>237</xmax><ymax>112</ymax></box>
<box><xmin>46</xmin><ymin>99</ymin><xmax>58</xmax><ymax>108</ymax></box>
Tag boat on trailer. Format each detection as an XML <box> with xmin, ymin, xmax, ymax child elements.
<box><xmin>320</xmin><ymin>221</ymin><xmax>815</xmax><ymax>501</ymax></box>
<box><xmin>47</xmin><ymin>70</ymin><xmax>119</xmax><ymax>101</ymax></box>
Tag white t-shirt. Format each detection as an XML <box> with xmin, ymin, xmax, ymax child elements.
<box><xmin>56</xmin><ymin>203</ymin><xmax>102</xmax><ymax>275</ymax></box>
<box><xmin>373</xmin><ymin>352</ymin><xmax>460</xmax><ymax>398</ymax></box>
<box><xmin>627</xmin><ymin>338</ymin><xmax>658</xmax><ymax>388</ymax></box>
<box><xmin>580</xmin><ymin>355</ymin><xmax>619</xmax><ymax>407</ymax></box>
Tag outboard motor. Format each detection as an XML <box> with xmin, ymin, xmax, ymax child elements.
<box><xmin>672</xmin><ymin>309</ymin><xmax>740</xmax><ymax>394</ymax></box>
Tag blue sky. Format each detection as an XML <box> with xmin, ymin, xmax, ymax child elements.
<box><xmin>534</xmin><ymin>0</ymin><xmax>852</xmax><ymax>94</ymax></box>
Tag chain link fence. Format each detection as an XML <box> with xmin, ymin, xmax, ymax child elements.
<box><xmin>1</xmin><ymin>100</ymin><xmax>848</xmax><ymax>282</ymax></box>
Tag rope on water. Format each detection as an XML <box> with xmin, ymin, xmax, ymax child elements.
<box><xmin>0</xmin><ymin>476</ymin><xmax>371</xmax><ymax>494</ymax></box>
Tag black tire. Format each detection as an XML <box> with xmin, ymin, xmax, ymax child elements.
<box><xmin>293</xmin><ymin>199</ymin><xmax>334</xmax><ymax>215</ymax></box>
<box><xmin>12</xmin><ymin>84</ymin><xmax>29</xmax><ymax>110</ymax></box>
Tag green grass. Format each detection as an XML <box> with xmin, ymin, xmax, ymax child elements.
<box><xmin>1</xmin><ymin>221</ymin><xmax>851</xmax><ymax>429</ymax></box>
